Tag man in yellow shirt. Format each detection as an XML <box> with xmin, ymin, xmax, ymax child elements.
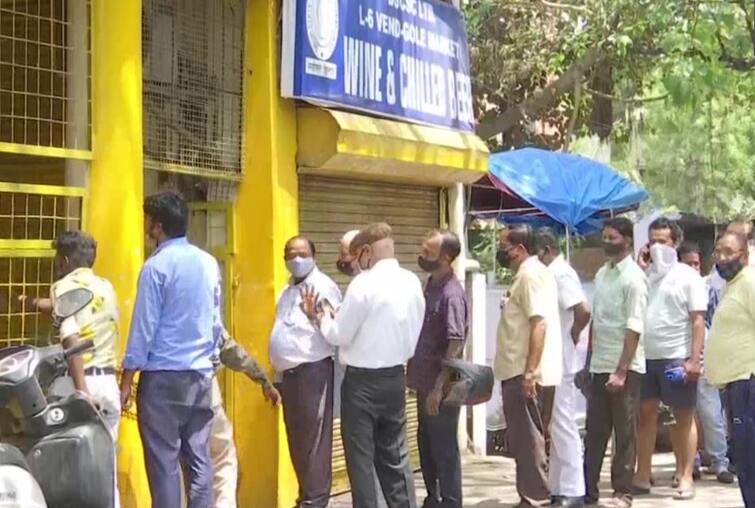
<box><xmin>494</xmin><ymin>224</ymin><xmax>562</xmax><ymax>508</ymax></box>
<box><xmin>705</xmin><ymin>231</ymin><xmax>755</xmax><ymax>508</ymax></box>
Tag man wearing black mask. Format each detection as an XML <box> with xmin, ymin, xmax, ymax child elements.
<box><xmin>408</xmin><ymin>230</ymin><xmax>469</xmax><ymax>508</ymax></box>
<box><xmin>579</xmin><ymin>218</ymin><xmax>647</xmax><ymax>508</ymax></box>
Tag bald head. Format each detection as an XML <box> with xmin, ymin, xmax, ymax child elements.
<box><xmin>340</xmin><ymin>229</ymin><xmax>360</xmax><ymax>256</ymax></box>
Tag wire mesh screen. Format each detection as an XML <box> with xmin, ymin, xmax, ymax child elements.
<box><xmin>0</xmin><ymin>0</ymin><xmax>91</xmax><ymax>151</ymax></box>
<box><xmin>143</xmin><ymin>0</ymin><xmax>245</xmax><ymax>177</ymax></box>
<box><xmin>0</xmin><ymin>188</ymin><xmax>82</xmax><ymax>240</ymax></box>
<box><xmin>0</xmin><ymin>256</ymin><xmax>54</xmax><ymax>347</ymax></box>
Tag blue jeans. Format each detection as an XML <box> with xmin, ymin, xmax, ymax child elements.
<box><xmin>697</xmin><ymin>375</ymin><xmax>730</xmax><ymax>473</ymax></box>
<box><xmin>724</xmin><ymin>376</ymin><xmax>755</xmax><ymax>508</ymax></box>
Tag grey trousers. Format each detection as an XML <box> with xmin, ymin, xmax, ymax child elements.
<box><xmin>281</xmin><ymin>358</ymin><xmax>335</xmax><ymax>508</ymax></box>
<box><xmin>341</xmin><ymin>366</ymin><xmax>417</xmax><ymax>508</ymax></box>
<box><xmin>501</xmin><ymin>377</ymin><xmax>552</xmax><ymax>507</ymax></box>
<box><xmin>137</xmin><ymin>370</ymin><xmax>214</xmax><ymax>508</ymax></box>
<box><xmin>417</xmin><ymin>394</ymin><xmax>462</xmax><ymax>507</ymax></box>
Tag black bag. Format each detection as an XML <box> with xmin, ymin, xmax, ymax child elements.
<box><xmin>441</xmin><ymin>359</ymin><xmax>495</xmax><ymax>407</ymax></box>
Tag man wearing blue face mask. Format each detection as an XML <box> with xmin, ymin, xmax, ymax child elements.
<box><xmin>269</xmin><ymin>235</ymin><xmax>342</xmax><ymax>508</ymax></box>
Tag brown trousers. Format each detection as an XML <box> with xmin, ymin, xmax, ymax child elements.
<box><xmin>282</xmin><ymin>358</ymin><xmax>335</xmax><ymax>508</ymax></box>
<box><xmin>502</xmin><ymin>377</ymin><xmax>554</xmax><ymax>507</ymax></box>
<box><xmin>583</xmin><ymin>371</ymin><xmax>641</xmax><ymax>503</ymax></box>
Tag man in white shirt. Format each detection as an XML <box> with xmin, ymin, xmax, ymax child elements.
<box><xmin>302</xmin><ymin>223</ymin><xmax>425</xmax><ymax>508</ymax></box>
<box><xmin>269</xmin><ymin>236</ymin><xmax>342</xmax><ymax>508</ymax></box>
<box><xmin>534</xmin><ymin>228</ymin><xmax>591</xmax><ymax>508</ymax></box>
<box><xmin>494</xmin><ymin>224</ymin><xmax>562</xmax><ymax>508</ymax></box>
<box><xmin>634</xmin><ymin>218</ymin><xmax>707</xmax><ymax>501</ymax></box>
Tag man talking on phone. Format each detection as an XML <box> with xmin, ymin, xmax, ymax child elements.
<box><xmin>269</xmin><ymin>236</ymin><xmax>342</xmax><ymax>508</ymax></box>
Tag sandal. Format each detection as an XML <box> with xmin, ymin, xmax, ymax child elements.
<box><xmin>673</xmin><ymin>488</ymin><xmax>695</xmax><ymax>501</ymax></box>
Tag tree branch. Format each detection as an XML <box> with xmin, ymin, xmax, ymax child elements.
<box><xmin>476</xmin><ymin>46</ymin><xmax>605</xmax><ymax>139</ymax></box>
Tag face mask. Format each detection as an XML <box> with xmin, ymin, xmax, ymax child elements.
<box><xmin>286</xmin><ymin>256</ymin><xmax>315</xmax><ymax>279</ymax></box>
<box><xmin>602</xmin><ymin>241</ymin><xmax>623</xmax><ymax>257</ymax></box>
<box><xmin>716</xmin><ymin>257</ymin><xmax>745</xmax><ymax>281</ymax></box>
<box><xmin>496</xmin><ymin>247</ymin><xmax>513</xmax><ymax>269</ymax></box>
<box><xmin>417</xmin><ymin>256</ymin><xmax>442</xmax><ymax>273</ymax></box>
<box><xmin>336</xmin><ymin>258</ymin><xmax>357</xmax><ymax>277</ymax></box>
<box><xmin>649</xmin><ymin>243</ymin><xmax>677</xmax><ymax>275</ymax></box>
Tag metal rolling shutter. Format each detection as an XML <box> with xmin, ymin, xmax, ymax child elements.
<box><xmin>299</xmin><ymin>175</ymin><xmax>440</xmax><ymax>494</ymax></box>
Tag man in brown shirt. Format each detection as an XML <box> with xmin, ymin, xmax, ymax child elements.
<box><xmin>408</xmin><ymin>230</ymin><xmax>469</xmax><ymax>508</ymax></box>
<box><xmin>494</xmin><ymin>224</ymin><xmax>562</xmax><ymax>508</ymax></box>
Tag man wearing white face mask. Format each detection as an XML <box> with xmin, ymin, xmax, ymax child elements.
<box><xmin>634</xmin><ymin>218</ymin><xmax>707</xmax><ymax>501</ymax></box>
<box><xmin>269</xmin><ymin>235</ymin><xmax>342</xmax><ymax>507</ymax></box>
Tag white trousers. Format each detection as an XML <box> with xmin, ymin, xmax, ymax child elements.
<box><xmin>549</xmin><ymin>373</ymin><xmax>585</xmax><ymax>497</ymax></box>
<box><xmin>49</xmin><ymin>374</ymin><xmax>120</xmax><ymax>508</ymax></box>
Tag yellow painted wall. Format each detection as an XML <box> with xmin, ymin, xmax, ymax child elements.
<box><xmin>89</xmin><ymin>1</ymin><xmax>150</xmax><ymax>506</ymax></box>
<box><xmin>232</xmin><ymin>0</ymin><xmax>299</xmax><ymax>506</ymax></box>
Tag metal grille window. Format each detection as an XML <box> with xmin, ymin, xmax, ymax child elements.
<box><xmin>0</xmin><ymin>183</ymin><xmax>85</xmax><ymax>347</ymax></box>
<box><xmin>0</xmin><ymin>0</ymin><xmax>91</xmax><ymax>157</ymax></box>
<box><xmin>143</xmin><ymin>0</ymin><xmax>245</xmax><ymax>179</ymax></box>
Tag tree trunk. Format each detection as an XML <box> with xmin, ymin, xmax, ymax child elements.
<box><xmin>476</xmin><ymin>46</ymin><xmax>605</xmax><ymax>140</ymax></box>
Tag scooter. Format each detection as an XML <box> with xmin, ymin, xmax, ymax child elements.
<box><xmin>0</xmin><ymin>288</ymin><xmax>115</xmax><ymax>508</ymax></box>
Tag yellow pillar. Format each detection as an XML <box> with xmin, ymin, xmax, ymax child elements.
<box><xmin>89</xmin><ymin>1</ymin><xmax>149</xmax><ymax>506</ymax></box>
<box><xmin>233</xmin><ymin>0</ymin><xmax>299</xmax><ymax>506</ymax></box>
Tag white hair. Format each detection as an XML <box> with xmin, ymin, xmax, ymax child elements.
<box><xmin>341</xmin><ymin>229</ymin><xmax>360</xmax><ymax>248</ymax></box>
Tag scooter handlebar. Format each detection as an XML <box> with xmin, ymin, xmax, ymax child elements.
<box><xmin>63</xmin><ymin>340</ymin><xmax>95</xmax><ymax>360</ymax></box>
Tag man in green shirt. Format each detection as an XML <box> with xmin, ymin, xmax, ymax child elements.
<box><xmin>579</xmin><ymin>218</ymin><xmax>647</xmax><ymax>508</ymax></box>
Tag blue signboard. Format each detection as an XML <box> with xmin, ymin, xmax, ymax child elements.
<box><xmin>281</xmin><ymin>0</ymin><xmax>475</xmax><ymax>132</ymax></box>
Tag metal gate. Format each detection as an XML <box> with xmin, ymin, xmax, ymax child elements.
<box><xmin>0</xmin><ymin>182</ymin><xmax>86</xmax><ymax>348</ymax></box>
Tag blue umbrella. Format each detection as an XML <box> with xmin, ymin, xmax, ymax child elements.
<box><xmin>488</xmin><ymin>147</ymin><xmax>648</xmax><ymax>233</ymax></box>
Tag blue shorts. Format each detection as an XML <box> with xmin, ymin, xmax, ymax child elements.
<box><xmin>641</xmin><ymin>359</ymin><xmax>698</xmax><ymax>409</ymax></box>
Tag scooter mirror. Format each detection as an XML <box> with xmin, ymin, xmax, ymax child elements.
<box><xmin>53</xmin><ymin>288</ymin><xmax>94</xmax><ymax>319</ymax></box>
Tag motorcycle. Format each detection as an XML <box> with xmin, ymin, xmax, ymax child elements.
<box><xmin>0</xmin><ymin>288</ymin><xmax>115</xmax><ymax>508</ymax></box>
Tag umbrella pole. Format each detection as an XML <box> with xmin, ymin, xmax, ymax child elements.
<box><xmin>565</xmin><ymin>225</ymin><xmax>571</xmax><ymax>261</ymax></box>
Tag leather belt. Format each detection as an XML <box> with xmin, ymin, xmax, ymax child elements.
<box><xmin>83</xmin><ymin>366</ymin><xmax>116</xmax><ymax>376</ymax></box>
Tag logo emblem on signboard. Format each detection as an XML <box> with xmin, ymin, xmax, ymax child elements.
<box><xmin>306</xmin><ymin>0</ymin><xmax>339</xmax><ymax>61</ymax></box>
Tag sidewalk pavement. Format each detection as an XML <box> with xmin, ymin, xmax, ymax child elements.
<box><xmin>330</xmin><ymin>452</ymin><xmax>744</xmax><ymax>507</ymax></box>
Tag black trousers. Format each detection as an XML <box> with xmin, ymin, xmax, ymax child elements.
<box><xmin>341</xmin><ymin>366</ymin><xmax>417</xmax><ymax>508</ymax></box>
<box><xmin>583</xmin><ymin>371</ymin><xmax>641</xmax><ymax>503</ymax></box>
<box><xmin>417</xmin><ymin>394</ymin><xmax>462</xmax><ymax>507</ymax></box>
<box><xmin>281</xmin><ymin>358</ymin><xmax>334</xmax><ymax>508</ymax></box>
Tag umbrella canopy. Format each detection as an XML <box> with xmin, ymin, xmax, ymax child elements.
<box><xmin>484</xmin><ymin>147</ymin><xmax>648</xmax><ymax>232</ymax></box>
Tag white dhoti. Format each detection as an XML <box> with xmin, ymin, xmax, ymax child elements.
<box><xmin>548</xmin><ymin>373</ymin><xmax>585</xmax><ymax>497</ymax></box>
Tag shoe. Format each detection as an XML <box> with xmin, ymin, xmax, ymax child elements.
<box><xmin>716</xmin><ymin>470</ymin><xmax>736</xmax><ymax>484</ymax></box>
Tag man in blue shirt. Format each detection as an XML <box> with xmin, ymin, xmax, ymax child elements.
<box><xmin>120</xmin><ymin>192</ymin><xmax>221</xmax><ymax>508</ymax></box>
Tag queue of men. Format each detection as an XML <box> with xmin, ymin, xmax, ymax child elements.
<box><xmin>22</xmin><ymin>188</ymin><xmax>755</xmax><ymax>508</ymax></box>
<box><xmin>496</xmin><ymin>217</ymin><xmax>755</xmax><ymax>508</ymax></box>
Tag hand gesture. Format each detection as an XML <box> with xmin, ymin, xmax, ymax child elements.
<box><xmin>638</xmin><ymin>244</ymin><xmax>651</xmax><ymax>270</ymax></box>
<box><xmin>425</xmin><ymin>386</ymin><xmax>443</xmax><ymax>416</ymax></box>
<box><xmin>605</xmin><ymin>369</ymin><xmax>627</xmax><ymax>393</ymax></box>
<box><xmin>299</xmin><ymin>285</ymin><xmax>321</xmax><ymax>322</ymax></box>
<box><xmin>521</xmin><ymin>373</ymin><xmax>538</xmax><ymax>399</ymax></box>
<box><xmin>263</xmin><ymin>384</ymin><xmax>282</xmax><ymax>407</ymax></box>
<box><xmin>119</xmin><ymin>379</ymin><xmax>133</xmax><ymax>411</ymax></box>
<box><xmin>683</xmin><ymin>359</ymin><xmax>701</xmax><ymax>384</ymax></box>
